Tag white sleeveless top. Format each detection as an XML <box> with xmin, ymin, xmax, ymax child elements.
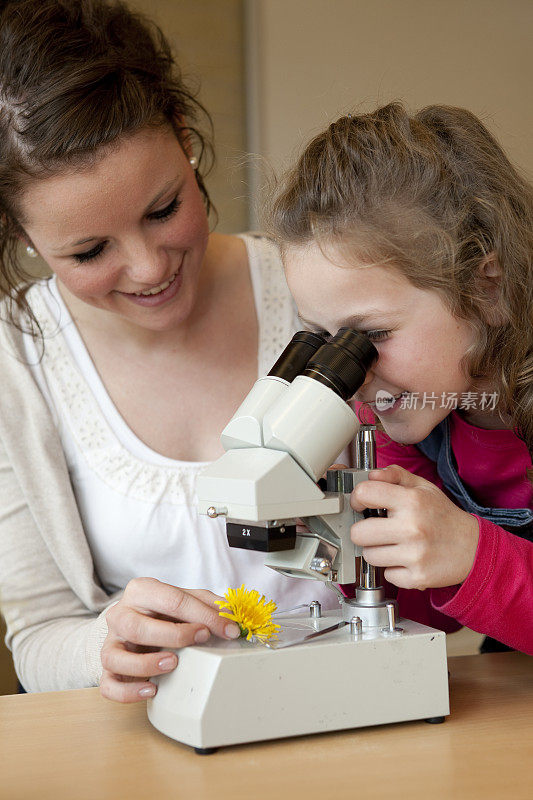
<box><xmin>22</xmin><ymin>234</ymin><xmax>338</xmax><ymax>610</ymax></box>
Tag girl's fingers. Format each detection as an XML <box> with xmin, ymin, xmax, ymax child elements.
<box><xmin>121</xmin><ymin>578</ymin><xmax>240</xmax><ymax>639</ymax></box>
<box><xmin>351</xmin><ymin>517</ymin><xmax>402</xmax><ymax>547</ymax></box>
<box><xmin>350</xmin><ymin>480</ymin><xmax>407</xmax><ymax>512</ymax></box>
<box><xmin>383</xmin><ymin>567</ymin><xmax>416</xmax><ymax>590</ymax></box>
<box><xmin>100</xmin><ymin>671</ymin><xmax>158</xmax><ymax>704</ymax></box>
<box><xmin>360</xmin><ymin>545</ymin><xmax>401</xmax><ymax>568</ymax></box>
<box><xmin>368</xmin><ymin>465</ymin><xmax>427</xmax><ymax>487</ymax></box>
<box><xmin>351</xmin><ymin>470</ymin><xmax>437</xmax><ymax>513</ymax></box>
<box><xmin>100</xmin><ymin>639</ymin><xmax>179</xmax><ymax>678</ymax></box>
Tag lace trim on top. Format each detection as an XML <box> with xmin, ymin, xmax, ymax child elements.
<box><xmin>26</xmin><ymin>234</ymin><xmax>297</xmax><ymax>506</ymax></box>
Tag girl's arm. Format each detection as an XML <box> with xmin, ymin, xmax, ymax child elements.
<box><xmin>431</xmin><ymin>516</ymin><xmax>533</xmax><ymax>655</ymax></box>
<box><xmin>352</xmin><ymin>452</ymin><xmax>533</xmax><ymax>654</ymax></box>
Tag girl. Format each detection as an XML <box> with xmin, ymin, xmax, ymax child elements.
<box><xmin>268</xmin><ymin>102</ymin><xmax>533</xmax><ymax>655</ymax></box>
<box><xmin>0</xmin><ymin>0</ymin><xmax>336</xmax><ymax>701</ymax></box>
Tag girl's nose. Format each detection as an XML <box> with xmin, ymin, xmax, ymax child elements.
<box><xmin>361</xmin><ymin>367</ymin><xmax>375</xmax><ymax>388</ymax></box>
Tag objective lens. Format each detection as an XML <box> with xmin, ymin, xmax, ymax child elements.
<box><xmin>268</xmin><ymin>330</ymin><xmax>327</xmax><ymax>383</ymax></box>
<box><xmin>302</xmin><ymin>328</ymin><xmax>377</xmax><ymax>400</ymax></box>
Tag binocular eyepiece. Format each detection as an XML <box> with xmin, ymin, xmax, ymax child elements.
<box><xmin>269</xmin><ymin>327</ymin><xmax>377</xmax><ymax>400</ymax></box>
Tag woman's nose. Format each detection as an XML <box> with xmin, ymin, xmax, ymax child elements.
<box><xmin>124</xmin><ymin>241</ymin><xmax>169</xmax><ymax>285</ymax></box>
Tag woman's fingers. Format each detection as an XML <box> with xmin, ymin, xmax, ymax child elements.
<box><xmin>101</xmin><ymin>581</ymin><xmax>244</xmax><ymax>704</ymax></box>
<box><xmin>100</xmin><ymin>670</ymin><xmax>158</xmax><ymax>703</ymax></box>
<box><xmin>121</xmin><ymin>578</ymin><xmax>240</xmax><ymax>639</ymax></box>
<box><xmin>100</xmin><ymin>638</ymin><xmax>178</xmax><ymax>678</ymax></box>
<box><xmin>107</xmin><ymin>606</ymin><xmax>233</xmax><ymax>648</ymax></box>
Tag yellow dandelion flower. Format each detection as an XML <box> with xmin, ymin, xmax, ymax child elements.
<box><xmin>215</xmin><ymin>584</ymin><xmax>281</xmax><ymax>644</ymax></box>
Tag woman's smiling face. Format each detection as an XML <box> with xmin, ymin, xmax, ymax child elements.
<box><xmin>283</xmin><ymin>241</ymin><xmax>477</xmax><ymax>444</ymax></box>
<box><xmin>18</xmin><ymin>124</ymin><xmax>210</xmax><ymax>332</ymax></box>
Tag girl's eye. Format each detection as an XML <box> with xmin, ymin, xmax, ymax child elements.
<box><xmin>73</xmin><ymin>241</ymin><xmax>107</xmax><ymax>264</ymax></box>
<box><xmin>148</xmin><ymin>195</ymin><xmax>181</xmax><ymax>222</ymax></box>
<box><xmin>366</xmin><ymin>329</ymin><xmax>391</xmax><ymax>341</ymax></box>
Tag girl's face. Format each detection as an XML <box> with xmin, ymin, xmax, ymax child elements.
<box><xmin>19</xmin><ymin>125</ymin><xmax>209</xmax><ymax>333</ymax></box>
<box><xmin>284</xmin><ymin>242</ymin><xmax>478</xmax><ymax>444</ymax></box>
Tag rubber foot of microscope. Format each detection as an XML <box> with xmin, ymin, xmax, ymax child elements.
<box><xmin>194</xmin><ymin>746</ymin><xmax>218</xmax><ymax>755</ymax></box>
<box><xmin>424</xmin><ymin>716</ymin><xmax>445</xmax><ymax>724</ymax></box>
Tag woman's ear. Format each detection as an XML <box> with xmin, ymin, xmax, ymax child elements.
<box><xmin>477</xmin><ymin>253</ymin><xmax>508</xmax><ymax>326</ymax></box>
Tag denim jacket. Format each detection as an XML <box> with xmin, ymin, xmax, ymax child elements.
<box><xmin>416</xmin><ymin>417</ymin><xmax>533</xmax><ymax>542</ymax></box>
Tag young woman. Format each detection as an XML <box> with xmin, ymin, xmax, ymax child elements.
<box><xmin>268</xmin><ymin>102</ymin><xmax>533</xmax><ymax>654</ymax></box>
<box><xmin>0</xmin><ymin>0</ymin><xmax>336</xmax><ymax>701</ymax></box>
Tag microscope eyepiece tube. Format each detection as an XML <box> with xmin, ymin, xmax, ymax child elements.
<box><xmin>262</xmin><ymin>330</ymin><xmax>378</xmax><ymax>481</ymax></box>
<box><xmin>220</xmin><ymin>330</ymin><xmax>327</xmax><ymax>450</ymax></box>
<box><xmin>267</xmin><ymin>330</ymin><xmax>327</xmax><ymax>383</ymax></box>
<box><xmin>303</xmin><ymin>328</ymin><xmax>378</xmax><ymax>401</ymax></box>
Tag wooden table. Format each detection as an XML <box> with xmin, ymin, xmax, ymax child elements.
<box><xmin>1</xmin><ymin>653</ymin><xmax>532</xmax><ymax>800</ymax></box>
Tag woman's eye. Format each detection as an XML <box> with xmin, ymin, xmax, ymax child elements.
<box><xmin>366</xmin><ymin>329</ymin><xmax>391</xmax><ymax>341</ymax></box>
<box><xmin>148</xmin><ymin>196</ymin><xmax>181</xmax><ymax>222</ymax></box>
<box><xmin>73</xmin><ymin>241</ymin><xmax>107</xmax><ymax>264</ymax></box>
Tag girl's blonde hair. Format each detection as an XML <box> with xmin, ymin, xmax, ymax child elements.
<box><xmin>268</xmin><ymin>102</ymin><xmax>533</xmax><ymax>469</ymax></box>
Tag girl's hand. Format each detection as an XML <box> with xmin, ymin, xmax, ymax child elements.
<box><xmin>350</xmin><ymin>465</ymin><xmax>479</xmax><ymax>591</ymax></box>
<box><xmin>100</xmin><ymin>577</ymin><xmax>240</xmax><ymax>703</ymax></box>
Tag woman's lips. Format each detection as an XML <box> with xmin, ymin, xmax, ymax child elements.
<box><xmin>119</xmin><ymin>268</ymin><xmax>183</xmax><ymax>307</ymax></box>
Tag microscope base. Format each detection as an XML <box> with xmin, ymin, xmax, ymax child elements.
<box><xmin>147</xmin><ymin>612</ymin><xmax>449</xmax><ymax>751</ymax></box>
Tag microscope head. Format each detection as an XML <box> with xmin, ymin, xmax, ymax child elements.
<box><xmin>197</xmin><ymin>328</ymin><xmax>377</xmax><ymax>569</ymax></box>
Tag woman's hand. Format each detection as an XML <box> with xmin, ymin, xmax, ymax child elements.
<box><xmin>100</xmin><ymin>577</ymin><xmax>240</xmax><ymax>703</ymax></box>
<box><xmin>350</xmin><ymin>465</ymin><xmax>479</xmax><ymax>591</ymax></box>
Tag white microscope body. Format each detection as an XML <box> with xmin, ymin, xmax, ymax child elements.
<box><xmin>147</xmin><ymin>331</ymin><xmax>450</xmax><ymax>751</ymax></box>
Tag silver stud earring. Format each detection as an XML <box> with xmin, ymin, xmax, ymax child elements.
<box><xmin>26</xmin><ymin>245</ymin><xmax>38</xmax><ymax>258</ymax></box>
<box><xmin>189</xmin><ymin>156</ymin><xmax>198</xmax><ymax>170</ymax></box>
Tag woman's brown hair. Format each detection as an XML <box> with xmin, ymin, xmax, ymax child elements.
<box><xmin>0</xmin><ymin>0</ymin><xmax>214</xmax><ymax>329</ymax></box>
<box><xmin>268</xmin><ymin>102</ymin><xmax>533</xmax><ymax>467</ymax></box>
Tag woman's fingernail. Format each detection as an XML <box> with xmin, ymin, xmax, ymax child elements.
<box><xmin>158</xmin><ymin>655</ymin><xmax>177</xmax><ymax>671</ymax></box>
<box><xmin>195</xmin><ymin>628</ymin><xmax>210</xmax><ymax>644</ymax></box>
<box><xmin>139</xmin><ymin>685</ymin><xmax>156</xmax><ymax>698</ymax></box>
<box><xmin>225</xmin><ymin>624</ymin><xmax>240</xmax><ymax>639</ymax></box>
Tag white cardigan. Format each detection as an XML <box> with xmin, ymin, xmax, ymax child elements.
<box><xmin>0</xmin><ymin>310</ymin><xmax>118</xmax><ymax>691</ymax></box>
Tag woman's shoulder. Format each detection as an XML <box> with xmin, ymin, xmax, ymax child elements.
<box><xmin>209</xmin><ymin>231</ymin><xmax>282</xmax><ymax>270</ymax></box>
<box><xmin>236</xmin><ymin>231</ymin><xmax>282</xmax><ymax>267</ymax></box>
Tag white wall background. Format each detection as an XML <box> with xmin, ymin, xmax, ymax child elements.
<box><xmin>246</xmin><ymin>0</ymin><xmax>533</xmax><ymax>225</ymax></box>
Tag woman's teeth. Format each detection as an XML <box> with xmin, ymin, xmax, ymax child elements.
<box><xmin>133</xmin><ymin>274</ymin><xmax>176</xmax><ymax>296</ymax></box>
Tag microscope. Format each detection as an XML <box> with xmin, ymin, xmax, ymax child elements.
<box><xmin>148</xmin><ymin>330</ymin><xmax>449</xmax><ymax>752</ymax></box>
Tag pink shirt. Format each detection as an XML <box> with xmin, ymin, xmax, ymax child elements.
<box><xmin>351</xmin><ymin>409</ymin><xmax>533</xmax><ymax>655</ymax></box>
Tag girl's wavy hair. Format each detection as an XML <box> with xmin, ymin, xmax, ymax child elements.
<box><xmin>0</xmin><ymin>0</ymin><xmax>214</xmax><ymax>331</ymax></box>
<box><xmin>268</xmin><ymin>102</ymin><xmax>533</xmax><ymax>473</ymax></box>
